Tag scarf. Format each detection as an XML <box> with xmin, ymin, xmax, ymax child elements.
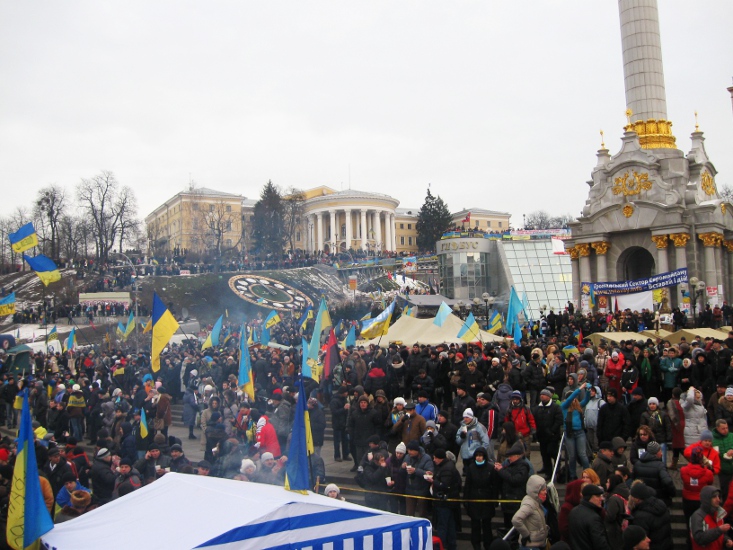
<box><xmin>640</xmin><ymin>357</ymin><xmax>652</xmax><ymax>381</ymax></box>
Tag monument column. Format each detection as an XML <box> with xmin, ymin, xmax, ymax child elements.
<box><xmin>569</xmin><ymin>246</ymin><xmax>581</xmax><ymax>306</ymax></box>
<box><xmin>670</xmin><ymin>233</ymin><xmax>690</xmax><ymax>271</ymax></box>
<box><xmin>651</xmin><ymin>235</ymin><xmax>669</xmax><ymax>273</ymax></box>
<box><xmin>699</xmin><ymin>233</ymin><xmax>723</xmax><ymax>296</ymax></box>
<box><xmin>726</xmin><ymin>241</ymin><xmax>733</xmax><ymax>302</ymax></box>
<box><xmin>577</xmin><ymin>243</ymin><xmax>592</xmax><ymax>284</ymax></box>
<box><xmin>329</xmin><ymin>210</ymin><xmax>337</xmax><ymax>252</ymax></box>
<box><xmin>360</xmin><ymin>210</ymin><xmax>368</xmax><ymax>251</ymax></box>
<box><xmin>316</xmin><ymin>212</ymin><xmax>324</xmax><ymax>252</ymax></box>
<box><xmin>344</xmin><ymin>209</ymin><xmax>352</xmax><ymax>251</ymax></box>
<box><xmin>375</xmin><ymin>211</ymin><xmax>383</xmax><ymax>251</ymax></box>
<box><xmin>390</xmin><ymin>213</ymin><xmax>397</xmax><ymax>251</ymax></box>
<box><xmin>384</xmin><ymin>213</ymin><xmax>392</xmax><ymax>253</ymax></box>
<box><xmin>591</xmin><ymin>241</ymin><xmax>610</xmax><ymax>282</ymax></box>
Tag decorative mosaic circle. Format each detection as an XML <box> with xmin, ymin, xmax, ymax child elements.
<box><xmin>228</xmin><ymin>275</ymin><xmax>314</xmax><ymax>311</ymax></box>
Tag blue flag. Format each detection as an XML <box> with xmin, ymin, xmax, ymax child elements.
<box><xmin>238</xmin><ymin>323</ymin><xmax>255</xmax><ymax>401</ymax></box>
<box><xmin>284</xmin><ymin>377</ymin><xmax>314</xmax><ymax>493</ymax></box>
<box><xmin>506</xmin><ymin>287</ymin><xmax>523</xmax><ymax>334</ymax></box>
<box><xmin>433</xmin><ymin>302</ymin><xmax>452</xmax><ymax>327</ymax></box>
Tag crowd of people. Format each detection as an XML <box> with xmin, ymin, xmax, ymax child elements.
<box><xmin>4</xmin><ymin>313</ymin><xmax>733</xmax><ymax>549</ymax></box>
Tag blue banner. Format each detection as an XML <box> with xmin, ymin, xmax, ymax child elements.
<box><xmin>582</xmin><ymin>267</ymin><xmax>688</xmax><ymax>296</ymax></box>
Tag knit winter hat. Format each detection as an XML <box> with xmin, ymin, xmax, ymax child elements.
<box><xmin>395</xmin><ymin>442</ymin><xmax>407</xmax><ymax>454</ymax></box>
<box><xmin>240</xmin><ymin>459</ymin><xmax>256</xmax><ymax>474</ymax></box>
<box><xmin>726</xmin><ymin>387</ymin><xmax>733</xmax><ymax>397</ymax></box>
<box><xmin>646</xmin><ymin>441</ymin><xmax>661</xmax><ymax>455</ymax></box>
<box><xmin>623</xmin><ymin>525</ymin><xmax>647</xmax><ymax>550</ymax></box>
<box><xmin>260</xmin><ymin>452</ymin><xmax>274</xmax><ymax>461</ymax></box>
<box><xmin>700</xmin><ymin>430</ymin><xmax>714</xmax><ymax>441</ymax></box>
<box><xmin>647</xmin><ymin>397</ymin><xmax>659</xmax><ymax>406</ymax></box>
<box><xmin>506</xmin><ymin>441</ymin><xmax>525</xmax><ymax>457</ymax></box>
<box><xmin>462</xmin><ymin>408</ymin><xmax>474</xmax><ymax>419</ymax></box>
<box><xmin>324</xmin><ymin>483</ymin><xmax>340</xmax><ymax>495</ymax></box>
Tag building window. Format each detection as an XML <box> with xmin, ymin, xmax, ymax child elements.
<box><xmin>499</xmin><ymin>222</ymin><xmax>503</xmax><ymax>228</ymax></box>
<box><xmin>400</xmin><ymin>223</ymin><xmax>404</xmax><ymax>229</ymax></box>
<box><xmin>192</xmin><ymin>203</ymin><xmax>199</xmax><ymax>211</ymax></box>
<box><xmin>408</xmin><ymin>237</ymin><xmax>413</xmax><ymax>245</ymax></box>
<box><xmin>296</xmin><ymin>231</ymin><xmax>301</xmax><ymax>242</ymax></box>
<box><xmin>225</xmin><ymin>221</ymin><xmax>232</xmax><ymax>231</ymax></box>
<box><xmin>407</xmin><ymin>224</ymin><xmax>412</xmax><ymax>230</ymax></box>
<box><xmin>487</xmin><ymin>221</ymin><xmax>491</xmax><ymax>227</ymax></box>
<box><xmin>226</xmin><ymin>205</ymin><xmax>232</xmax><ymax>212</ymax></box>
<box><xmin>400</xmin><ymin>236</ymin><xmax>405</xmax><ymax>245</ymax></box>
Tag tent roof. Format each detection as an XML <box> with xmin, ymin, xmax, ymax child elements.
<box><xmin>639</xmin><ymin>329</ymin><xmax>675</xmax><ymax>340</ymax></box>
<box><xmin>360</xmin><ymin>313</ymin><xmax>503</xmax><ymax>346</ymax></box>
<box><xmin>41</xmin><ymin>474</ymin><xmax>431</xmax><ymax>550</ymax></box>
<box><xmin>666</xmin><ymin>328</ymin><xmax>730</xmax><ymax>344</ymax></box>
<box><xmin>585</xmin><ymin>332</ymin><xmax>642</xmax><ymax>346</ymax></box>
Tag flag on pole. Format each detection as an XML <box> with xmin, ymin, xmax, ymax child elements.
<box><xmin>433</xmin><ymin>302</ymin><xmax>452</xmax><ymax>327</ymax></box>
<box><xmin>344</xmin><ymin>325</ymin><xmax>356</xmax><ymax>348</ymax></box>
<box><xmin>123</xmin><ymin>311</ymin><xmax>136</xmax><ymax>341</ymax></box>
<box><xmin>506</xmin><ymin>287</ymin><xmax>523</xmax><ymax>334</ymax></box>
<box><xmin>264</xmin><ymin>310</ymin><xmax>282</xmax><ymax>329</ymax></box>
<box><xmin>116</xmin><ymin>322</ymin><xmax>125</xmax><ymax>339</ymax></box>
<box><xmin>23</xmin><ymin>254</ymin><xmax>61</xmax><ymax>286</ymax></box>
<box><xmin>46</xmin><ymin>325</ymin><xmax>58</xmax><ymax>342</ymax></box>
<box><xmin>298</xmin><ymin>305</ymin><xmax>313</xmax><ymax>331</ymax></box>
<box><xmin>488</xmin><ymin>310</ymin><xmax>503</xmax><ymax>334</ymax></box>
<box><xmin>284</xmin><ymin>377</ymin><xmax>314</xmax><ymax>493</ymax></box>
<box><xmin>142</xmin><ymin>317</ymin><xmax>152</xmax><ymax>334</ymax></box>
<box><xmin>323</xmin><ymin>329</ymin><xmax>341</xmax><ymax>381</ymax></box>
<box><xmin>589</xmin><ymin>285</ymin><xmax>596</xmax><ymax>309</ymax></box>
<box><xmin>151</xmin><ymin>293</ymin><xmax>179</xmax><ymax>372</ymax></box>
<box><xmin>8</xmin><ymin>222</ymin><xmax>39</xmax><ymax>254</ymax></box>
<box><xmin>238</xmin><ymin>323</ymin><xmax>255</xmax><ymax>402</ymax></box>
<box><xmin>6</xmin><ymin>391</ymin><xmax>54</xmax><ymax>549</ymax></box>
<box><xmin>301</xmin><ymin>337</ymin><xmax>316</xmax><ymax>381</ymax></box>
<box><xmin>360</xmin><ymin>301</ymin><xmax>395</xmax><ymax>339</ymax></box>
<box><xmin>360</xmin><ymin>311</ymin><xmax>371</xmax><ymax>321</ymax></box>
<box><xmin>63</xmin><ymin>327</ymin><xmax>76</xmax><ymax>353</ymax></box>
<box><xmin>457</xmin><ymin>312</ymin><xmax>481</xmax><ymax>342</ymax></box>
<box><xmin>521</xmin><ymin>292</ymin><xmax>532</xmax><ymax>322</ymax></box>
<box><xmin>140</xmin><ymin>408</ymin><xmax>150</xmax><ymax>440</ymax></box>
<box><xmin>307</xmin><ymin>298</ymin><xmax>332</xmax><ymax>366</ymax></box>
<box><xmin>201</xmin><ymin>315</ymin><xmax>223</xmax><ymax>350</ymax></box>
<box><xmin>513</xmin><ymin>318</ymin><xmax>523</xmax><ymax>344</ymax></box>
<box><xmin>0</xmin><ymin>292</ymin><xmax>16</xmax><ymax>316</ymax></box>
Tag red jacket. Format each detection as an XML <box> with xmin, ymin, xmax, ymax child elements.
<box><xmin>681</xmin><ymin>462</ymin><xmax>715</xmax><ymax>500</ymax></box>
<box><xmin>505</xmin><ymin>405</ymin><xmax>536</xmax><ymax>438</ymax></box>
<box><xmin>684</xmin><ymin>444</ymin><xmax>721</xmax><ymax>475</ymax></box>
<box><xmin>605</xmin><ymin>353</ymin><xmax>624</xmax><ymax>392</ymax></box>
<box><xmin>257</xmin><ymin>416</ymin><xmax>281</xmax><ymax>457</ymax></box>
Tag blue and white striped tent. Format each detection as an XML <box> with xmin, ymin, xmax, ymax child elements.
<box><xmin>42</xmin><ymin>473</ymin><xmax>432</xmax><ymax>550</ymax></box>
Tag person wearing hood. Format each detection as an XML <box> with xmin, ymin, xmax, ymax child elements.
<box><xmin>505</xmin><ymin>391</ymin><xmax>536</xmax><ymax>459</ymax></box>
<box><xmin>533</xmin><ymin>388</ymin><xmax>563</xmax><ymax>476</ymax></box>
<box><xmin>492</xmin><ymin>381</ymin><xmax>514</xmax><ymax>420</ymax></box>
<box><xmin>457</xmin><ymin>408</ymin><xmax>490</xmax><ymax>467</ymax></box>
<box><xmin>112</xmin><ymin>457</ymin><xmax>142</xmax><ymax>499</ymax></box>
<box><xmin>496</xmin><ymin>441</ymin><xmax>530</xmax><ymax>534</ymax></box>
<box><xmin>591</xmin><ymin>441</ymin><xmax>616</xmax><ymax>487</ymax></box>
<box><xmin>690</xmin><ymin>486</ymin><xmax>733</xmax><ymax>550</ymax></box>
<box><xmin>683</xmin><ymin>386</ymin><xmax>710</xmax><ymax>446</ymax></box>
<box><xmin>561</xmin><ymin>373</ymin><xmax>582</xmax><ymax>401</ymax></box>
<box><xmin>558</xmin><ymin>479</ymin><xmax>584</xmax><ymax>543</ymax></box>
<box><xmin>464</xmin><ymin>447</ymin><xmax>498</xmax><ymax>550</ymax></box>
<box><xmin>511</xmin><ymin>474</ymin><xmax>550</xmax><ymax>549</ymax></box>
<box><xmin>584</xmin><ymin>385</ymin><xmax>606</xmax><ymax>452</ymax></box>
<box><xmin>118</xmin><ymin>421</ymin><xmax>137</xmax><ymax>463</ymax></box>
<box><xmin>364</xmin><ymin>360</ymin><xmax>388</xmax><ymax>396</ymax></box>
<box><xmin>579</xmin><ymin>361</ymin><xmax>599</xmax><ymax>389</ymax></box>
<box><xmin>604</xmin><ymin>474</ymin><xmax>631</xmax><ymax>549</ymax></box>
<box><xmin>567</xmin><ymin>483</ymin><xmax>612</xmax><ymax>550</ymax></box>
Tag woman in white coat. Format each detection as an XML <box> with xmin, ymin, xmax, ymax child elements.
<box><xmin>681</xmin><ymin>386</ymin><xmax>708</xmax><ymax>447</ymax></box>
<box><xmin>511</xmin><ymin>474</ymin><xmax>550</xmax><ymax>549</ymax></box>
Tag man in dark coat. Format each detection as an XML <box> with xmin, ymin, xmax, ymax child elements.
<box><xmin>496</xmin><ymin>441</ymin><xmax>530</xmax><ymax>532</ymax></box>
<box><xmin>347</xmin><ymin>395</ymin><xmax>380</xmax><ymax>468</ymax></box>
<box><xmin>532</xmin><ymin>388</ymin><xmax>563</xmax><ymax>476</ymax></box>
<box><xmin>430</xmin><ymin>448</ymin><xmax>462</xmax><ymax>550</ymax></box>
<box><xmin>568</xmin><ymin>484</ymin><xmax>612</xmax><ymax>550</ymax></box>
<box><xmin>307</xmin><ymin>398</ymin><xmax>327</xmax><ymax>456</ymax></box>
<box><xmin>44</xmin><ymin>446</ymin><xmax>74</xmax><ymax>499</ymax></box>
<box><xmin>628</xmin><ymin>482</ymin><xmax>673</xmax><ymax>550</ymax></box>
<box><xmin>451</xmin><ymin>384</ymin><xmax>476</xmax><ymax>427</ymax></box>
<box><xmin>89</xmin><ymin>448</ymin><xmax>117</xmax><ymax>505</ymax></box>
<box><xmin>631</xmin><ymin>441</ymin><xmax>676</xmax><ymax>503</ymax></box>
<box><xmin>329</xmin><ymin>387</ymin><xmax>350</xmax><ymax>463</ymax></box>
<box><xmin>597</xmin><ymin>388</ymin><xmax>631</xmax><ymax>443</ymax></box>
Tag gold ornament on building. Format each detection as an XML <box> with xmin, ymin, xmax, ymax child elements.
<box><xmin>613</xmin><ymin>171</ymin><xmax>652</xmax><ymax>196</ymax></box>
<box><xmin>723</xmin><ymin>203</ymin><xmax>727</xmax><ymax>215</ymax></box>
<box><xmin>622</xmin><ymin>204</ymin><xmax>634</xmax><ymax>218</ymax></box>
<box><xmin>724</xmin><ymin>240</ymin><xmax>733</xmax><ymax>253</ymax></box>
<box><xmin>698</xmin><ymin>232</ymin><xmax>724</xmax><ymax>247</ymax></box>
<box><xmin>591</xmin><ymin>241</ymin><xmax>610</xmax><ymax>255</ymax></box>
<box><xmin>624</xmin><ymin>116</ymin><xmax>677</xmax><ymax>149</ymax></box>
<box><xmin>568</xmin><ymin>246</ymin><xmax>579</xmax><ymax>260</ymax></box>
<box><xmin>651</xmin><ymin>235</ymin><xmax>668</xmax><ymax>249</ymax></box>
<box><xmin>701</xmin><ymin>171</ymin><xmax>716</xmax><ymax>196</ymax></box>
<box><xmin>576</xmin><ymin>243</ymin><xmax>591</xmax><ymax>257</ymax></box>
<box><xmin>669</xmin><ymin>233</ymin><xmax>690</xmax><ymax>248</ymax></box>
<box><xmin>694</xmin><ymin>111</ymin><xmax>700</xmax><ymax>132</ymax></box>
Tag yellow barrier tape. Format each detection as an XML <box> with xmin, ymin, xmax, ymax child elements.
<box><xmin>335</xmin><ymin>485</ymin><xmax>521</xmax><ymax>504</ymax></box>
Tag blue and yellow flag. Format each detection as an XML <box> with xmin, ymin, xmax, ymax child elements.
<box><xmin>589</xmin><ymin>284</ymin><xmax>596</xmax><ymax>309</ymax></box>
<box><xmin>8</xmin><ymin>223</ymin><xmax>38</xmax><ymax>254</ymax></box>
<box><xmin>284</xmin><ymin>377</ymin><xmax>314</xmax><ymax>493</ymax></box>
<box><xmin>0</xmin><ymin>293</ymin><xmax>16</xmax><ymax>316</ymax></box>
<box><xmin>142</xmin><ymin>317</ymin><xmax>152</xmax><ymax>334</ymax></box>
<box><xmin>298</xmin><ymin>305</ymin><xmax>313</xmax><ymax>331</ymax></box>
<box><xmin>238</xmin><ymin>323</ymin><xmax>255</xmax><ymax>402</ymax></box>
<box><xmin>23</xmin><ymin>254</ymin><xmax>61</xmax><ymax>286</ymax></box>
<box><xmin>488</xmin><ymin>310</ymin><xmax>503</xmax><ymax>334</ymax></box>
<box><xmin>63</xmin><ymin>327</ymin><xmax>76</xmax><ymax>353</ymax></box>
<box><xmin>344</xmin><ymin>325</ymin><xmax>356</xmax><ymax>348</ymax></box>
<box><xmin>403</xmin><ymin>305</ymin><xmax>417</xmax><ymax>318</ymax></box>
<box><xmin>6</xmin><ymin>391</ymin><xmax>54</xmax><ymax>549</ymax></box>
<box><xmin>360</xmin><ymin>301</ymin><xmax>395</xmax><ymax>339</ymax></box>
<box><xmin>46</xmin><ymin>325</ymin><xmax>58</xmax><ymax>342</ymax></box>
<box><xmin>360</xmin><ymin>311</ymin><xmax>372</xmax><ymax>321</ymax></box>
<box><xmin>140</xmin><ymin>408</ymin><xmax>149</xmax><ymax>439</ymax></box>
<box><xmin>264</xmin><ymin>310</ymin><xmax>281</xmax><ymax>330</ymax></box>
<box><xmin>433</xmin><ymin>301</ymin><xmax>452</xmax><ymax>327</ymax></box>
<box><xmin>201</xmin><ymin>315</ymin><xmax>223</xmax><ymax>351</ymax></box>
<box><xmin>307</xmin><ymin>298</ymin><xmax>332</xmax><ymax>365</ymax></box>
<box><xmin>457</xmin><ymin>312</ymin><xmax>481</xmax><ymax>343</ymax></box>
<box><xmin>506</xmin><ymin>286</ymin><xmax>524</xmax><ymax>335</ymax></box>
<box><xmin>151</xmin><ymin>293</ymin><xmax>179</xmax><ymax>372</ymax></box>
<box><xmin>123</xmin><ymin>311</ymin><xmax>136</xmax><ymax>340</ymax></box>
<box><xmin>116</xmin><ymin>322</ymin><xmax>125</xmax><ymax>339</ymax></box>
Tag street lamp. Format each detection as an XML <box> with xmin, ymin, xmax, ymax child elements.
<box><xmin>689</xmin><ymin>277</ymin><xmax>707</xmax><ymax>328</ymax></box>
<box><xmin>482</xmin><ymin>292</ymin><xmax>494</xmax><ymax>329</ymax></box>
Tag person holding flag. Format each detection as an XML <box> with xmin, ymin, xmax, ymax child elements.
<box><xmin>284</xmin><ymin>377</ymin><xmax>314</xmax><ymax>493</ymax></box>
<box><xmin>151</xmin><ymin>293</ymin><xmax>179</xmax><ymax>372</ymax></box>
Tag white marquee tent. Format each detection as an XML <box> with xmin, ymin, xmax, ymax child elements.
<box><xmin>360</xmin><ymin>312</ymin><xmax>504</xmax><ymax>346</ymax></box>
<box><xmin>41</xmin><ymin>473</ymin><xmax>432</xmax><ymax>550</ymax></box>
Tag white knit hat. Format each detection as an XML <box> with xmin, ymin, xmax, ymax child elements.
<box><xmin>393</xmin><ymin>397</ymin><xmax>406</xmax><ymax>407</ymax></box>
<box><xmin>463</xmin><ymin>408</ymin><xmax>475</xmax><ymax>419</ymax></box>
<box><xmin>395</xmin><ymin>442</ymin><xmax>407</xmax><ymax>454</ymax></box>
<box><xmin>324</xmin><ymin>483</ymin><xmax>340</xmax><ymax>496</ymax></box>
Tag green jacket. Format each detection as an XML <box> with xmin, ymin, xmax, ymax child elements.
<box><xmin>712</xmin><ymin>429</ymin><xmax>733</xmax><ymax>475</ymax></box>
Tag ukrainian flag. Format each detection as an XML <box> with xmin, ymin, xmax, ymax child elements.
<box><xmin>6</xmin><ymin>391</ymin><xmax>54</xmax><ymax>549</ymax></box>
<box><xmin>116</xmin><ymin>322</ymin><xmax>125</xmax><ymax>339</ymax></box>
<box><xmin>264</xmin><ymin>310</ymin><xmax>282</xmax><ymax>329</ymax></box>
<box><xmin>46</xmin><ymin>325</ymin><xmax>58</xmax><ymax>342</ymax></box>
<box><xmin>433</xmin><ymin>301</ymin><xmax>452</xmax><ymax>327</ymax></box>
<box><xmin>151</xmin><ymin>293</ymin><xmax>179</xmax><ymax>372</ymax></box>
<box><xmin>238</xmin><ymin>323</ymin><xmax>255</xmax><ymax>402</ymax></box>
<box><xmin>307</xmin><ymin>298</ymin><xmax>332</xmax><ymax>365</ymax></box>
<box><xmin>0</xmin><ymin>292</ymin><xmax>15</xmax><ymax>316</ymax></box>
<box><xmin>344</xmin><ymin>325</ymin><xmax>356</xmax><ymax>348</ymax></box>
<box><xmin>142</xmin><ymin>317</ymin><xmax>152</xmax><ymax>334</ymax></box>
<box><xmin>589</xmin><ymin>284</ymin><xmax>596</xmax><ymax>309</ymax></box>
<box><xmin>123</xmin><ymin>312</ymin><xmax>136</xmax><ymax>340</ymax></box>
<box><xmin>140</xmin><ymin>408</ymin><xmax>149</xmax><ymax>439</ymax></box>
<box><xmin>488</xmin><ymin>310</ymin><xmax>503</xmax><ymax>334</ymax></box>
<box><xmin>23</xmin><ymin>254</ymin><xmax>61</xmax><ymax>286</ymax></box>
<box><xmin>457</xmin><ymin>312</ymin><xmax>480</xmax><ymax>342</ymax></box>
<box><xmin>63</xmin><ymin>327</ymin><xmax>76</xmax><ymax>352</ymax></box>
<box><xmin>298</xmin><ymin>305</ymin><xmax>313</xmax><ymax>331</ymax></box>
<box><xmin>360</xmin><ymin>301</ymin><xmax>395</xmax><ymax>339</ymax></box>
<box><xmin>284</xmin><ymin>377</ymin><xmax>314</xmax><ymax>493</ymax></box>
<box><xmin>201</xmin><ymin>314</ymin><xmax>223</xmax><ymax>350</ymax></box>
<box><xmin>9</xmin><ymin>223</ymin><xmax>38</xmax><ymax>254</ymax></box>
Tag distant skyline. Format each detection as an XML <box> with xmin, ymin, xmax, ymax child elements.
<box><xmin>1</xmin><ymin>1</ymin><xmax>731</xmax><ymax>226</ymax></box>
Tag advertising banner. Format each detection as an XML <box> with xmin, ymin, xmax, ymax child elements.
<box><xmin>582</xmin><ymin>267</ymin><xmax>688</xmax><ymax>296</ymax></box>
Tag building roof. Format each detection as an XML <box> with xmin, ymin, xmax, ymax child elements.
<box><xmin>185</xmin><ymin>187</ymin><xmax>243</xmax><ymax>198</ymax></box>
<box><xmin>395</xmin><ymin>207</ymin><xmax>419</xmax><ymax>218</ymax></box>
<box><xmin>452</xmin><ymin>207</ymin><xmax>510</xmax><ymax>217</ymax></box>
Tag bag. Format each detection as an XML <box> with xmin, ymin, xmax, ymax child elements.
<box><xmin>153</xmin><ymin>418</ymin><xmax>165</xmax><ymax>431</ymax></box>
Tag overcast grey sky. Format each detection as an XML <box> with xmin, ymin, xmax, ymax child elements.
<box><xmin>1</xmin><ymin>1</ymin><xmax>731</xmax><ymax>226</ymax></box>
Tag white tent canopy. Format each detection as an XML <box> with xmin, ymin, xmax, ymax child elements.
<box><xmin>360</xmin><ymin>312</ymin><xmax>504</xmax><ymax>346</ymax></box>
<box><xmin>41</xmin><ymin>473</ymin><xmax>431</xmax><ymax>550</ymax></box>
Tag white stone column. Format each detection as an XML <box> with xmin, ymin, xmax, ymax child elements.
<box><xmin>569</xmin><ymin>247</ymin><xmax>581</xmax><ymax>306</ymax></box>
<box><xmin>577</xmin><ymin>243</ymin><xmax>592</xmax><ymax>284</ymax></box>
<box><xmin>344</xmin><ymin>209</ymin><xmax>352</xmax><ymax>251</ymax></box>
<box><xmin>375</xmin><ymin>211</ymin><xmax>383</xmax><ymax>252</ymax></box>
<box><xmin>384</xmin><ymin>213</ymin><xmax>392</xmax><ymax>253</ymax></box>
<box><xmin>329</xmin><ymin>210</ymin><xmax>337</xmax><ymax>252</ymax></box>
<box><xmin>651</xmin><ymin>235</ymin><xmax>669</xmax><ymax>273</ymax></box>
<box><xmin>390</xmin><ymin>213</ymin><xmax>396</xmax><ymax>251</ymax></box>
<box><xmin>591</xmin><ymin>242</ymin><xmax>609</xmax><ymax>282</ymax></box>
<box><xmin>316</xmin><ymin>212</ymin><xmax>324</xmax><ymax>252</ymax></box>
<box><xmin>360</xmin><ymin>210</ymin><xmax>368</xmax><ymax>251</ymax></box>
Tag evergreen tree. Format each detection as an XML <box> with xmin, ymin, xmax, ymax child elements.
<box><xmin>252</xmin><ymin>180</ymin><xmax>286</xmax><ymax>258</ymax></box>
<box><xmin>416</xmin><ymin>188</ymin><xmax>452</xmax><ymax>252</ymax></box>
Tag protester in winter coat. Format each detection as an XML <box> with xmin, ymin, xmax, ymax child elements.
<box><xmin>583</xmin><ymin>385</ymin><xmax>605</xmax><ymax>452</ymax></box>
<box><xmin>505</xmin><ymin>391</ymin><xmax>536</xmax><ymax>459</ymax></box>
<box><xmin>690</xmin><ymin>486</ymin><xmax>733</xmax><ymax>550</ymax></box>
<box><xmin>597</xmin><ymin>388</ymin><xmax>631</xmax><ymax>444</ymax></box>
<box><xmin>464</xmin><ymin>447</ymin><xmax>497</xmax><ymax>550</ymax></box>
<box><xmin>682</xmin><ymin>386</ymin><xmax>711</xmax><ymax>446</ymax></box>
<box><xmin>567</xmin><ymin>484</ymin><xmax>612</xmax><ymax>550</ymax></box>
<box><xmin>639</xmin><ymin>397</ymin><xmax>672</xmax><ymax>464</ymax></box>
<box><xmin>712</xmin><ymin>418</ymin><xmax>733</xmax><ymax>501</ymax></box>
<box><xmin>403</xmin><ymin>441</ymin><xmax>434</xmax><ymax>519</ymax></box>
<box><xmin>456</xmin><ymin>408</ymin><xmax>490</xmax><ymax>467</ymax></box>
<box><xmin>681</xmin><ymin>446</ymin><xmax>715</xmax><ymax>539</ymax></box>
<box><xmin>532</xmin><ymin>388</ymin><xmax>563</xmax><ymax>475</ymax></box>
<box><xmin>632</xmin><ymin>441</ymin><xmax>676</xmax><ymax>504</ymax></box>
<box><xmin>604</xmin><ymin>474</ymin><xmax>631</xmax><ymax>549</ymax></box>
<box><xmin>628</xmin><ymin>482</ymin><xmax>673</xmax><ymax>550</ymax></box>
<box><xmin>496</xmin><ymin>441</ymin><xmax>530</xmax><ymax>533</ymax></box>
<box><xmin>558</xmin><ymin>479</ymin><xmax>583</xmax><ymax>543</ymax></box>
<box><xmin>629</xmin><ymin>425</ymin><xmax>655</xmax><ymax>466</ymax></box>
<box><xmin>511</xmin><ymin>475</ymin><xmax>549</xmax><ymax>548</ymax></box>
<box><xmin>430</xmin><ymin>448</ymin><xmax>462</xmax><ymax>550</ymax></box>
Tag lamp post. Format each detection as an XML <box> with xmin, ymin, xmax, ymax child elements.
<box><xmin>482</xmin><ymin>292</ymin><xmax>493</xmax><ymax>329</ymax></box>
<box><xmin>116</xmin><ymin>252</ymin><xmax>140</xmax><ymax>354</ymax></box>
<box><xmin>689</xmin><ymin>277</ymin><xmax>707</xmax><ymax>328</ymax></box>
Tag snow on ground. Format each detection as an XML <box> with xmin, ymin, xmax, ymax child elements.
<box><xmin>1</xmin><ymin>323</ymin><xmax>75</xmax><ymax>342</ymax></box>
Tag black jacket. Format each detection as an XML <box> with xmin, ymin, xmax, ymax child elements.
<box><xmin>630</xmin><ymin>495</ymin><xmax>673</xmax><ymax>550</ymax></box>
<box><xmin>89</xmin><ymin>458</ymin><xmax>117</xmax><ymax>504</ymax></box>
<box><xmin>451</xmin><ymin>393</ymin><xmax>476</xmax><ymax>427</ymax></box>
<box><xmin>329</xmin><ymin>394</ymin><xmax>349</xmax><ymax>430</ymax></box>
<box><xmin>308</xmin><ymin>406</ymin><xmax>327</xmax><ymax>447</ymax></box>
<box><xmin>532</xmin><ymin>401</ymin><xmax>563</xmax><ymax>443</ymax></box>
<box><xmin>568</xmin><ymin>499</ymin><xmax>612</xmax><ymax>550</ymax></box>
<box><xmin>497</xmin><ymin>458</ymin><xmax>530</xmax><ymax>513</ymax></box>
<box><xmin>432</xmin><ymin>458</ymin><xmax>461</xmax><ymax>508</ymax></box>
<box><xmin>597</xmin><ymin>401</ymin><xmax>631</xmax><ymax>443</ymax></box>
<box><xmin>464</xmin><ymin>459</ymin><xmax>497</xmax><ymax>519</ymax></box>
<box><xmin>632</xmin><ymin>452</ymin><xmax>676</xmax><ymax>501</ymax></box>
<box><xmin>347</xmin><ymin>406</ymin><xmax>380</xmax><ymax>446</ymax></box>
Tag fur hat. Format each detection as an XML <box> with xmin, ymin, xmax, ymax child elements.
<box><xmin>70</xmin><ymin>490</ymin><xmax>91</xmax><ymax>508</ymax></box>
<box><xmin>240</xmin><ymin>459</ymin><xmax>256</xmax><ymax>474</ymax></box>
<box><xmin>324</xmin><ymin>483</ymin><xmax>340</xmax><ymax>496</ymax></box>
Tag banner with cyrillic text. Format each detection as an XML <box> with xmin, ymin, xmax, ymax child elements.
<box><xmin>582</xmin><ymin>267</ymin><xmax>688</xmax><ymax>296</ymax></box>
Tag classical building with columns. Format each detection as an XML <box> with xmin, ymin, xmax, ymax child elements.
<box><xmin>567</xmin><ymin>0</ymin><xmax>732</xmax><ymax>310</ymax></box>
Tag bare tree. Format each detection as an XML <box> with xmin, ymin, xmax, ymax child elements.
<box><xmin>10</xmin><ymin>207</ymin><xmax>30</xmax><ymax>270</ymax></box>
<box><xmin>720</xmin><ymin>183</ymin><xmax>733</xmax><ymax>203</ymax></box>
<box><xmin>35</xmin><ymin>184</ymin><xmax>66</xmax><ymax>260</ymax></box>
<box><xmin>524</xmin><ymin>210</ymin><xmax>575</xmax><ymax>230</ymax></box>
<box><xmin>282</xmin><ymin>187</ymin><xmax>305</xmax><ymax>253</ymax></box>
<box><xmin>77</xmin><ymin>171</ymin><xmax>138</xmax><ymax>262</ymax></box>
